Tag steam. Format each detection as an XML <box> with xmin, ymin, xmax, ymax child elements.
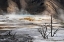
<box><xmin>7</xmin><ymin>0</ymin><xmax>19</xmax><ymax>14</ymax></box>
<box><xmin>57</xmin><ymin>9</ymin><xmax>64</xmax><ymax>21</ymax></box>
<box><xmin>0</xmin><ymin>0</ymin><xmax>64</xmax><ymax>22</ymax></box>
<box><xmin>20</xmin><ymin>0</ymin><xmax>27</xmax><ymax>9</ymax></box>
<box><xmin>43</xmin><ymin>0</ymin><xmax>64</xmax><ymax>22</ymax></box>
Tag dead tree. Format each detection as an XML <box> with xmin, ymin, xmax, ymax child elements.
<box><xmin>38</xmin><ymin>23</ymin><xmax>48</xmax><ymax>39</ymax></box>
<box><xmin>38</xmin><ymin>23</ymin><xmax>59</xmax><ymax>39</ymax></box>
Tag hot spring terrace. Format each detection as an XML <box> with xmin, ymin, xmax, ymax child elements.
<box><xmin>0</xmin><ymin>15</ymin><xmax>63</xmax><ymax>30</ymax></box>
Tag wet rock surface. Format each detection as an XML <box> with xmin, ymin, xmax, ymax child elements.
<box><xmin>0</xmin><ymin>30</ymin><xmax>33</xmax><ymax>42</ymax></box>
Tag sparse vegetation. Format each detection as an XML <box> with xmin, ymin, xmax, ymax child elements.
<box><xmin>38</xmin><ymin>24</ymin><xmax>49</xmax><ymax>39</ymax></box>
<box><xmin>38</xmin><ymin>23</ymin><xmax>59</xmax><ymax>39</ymax></box>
